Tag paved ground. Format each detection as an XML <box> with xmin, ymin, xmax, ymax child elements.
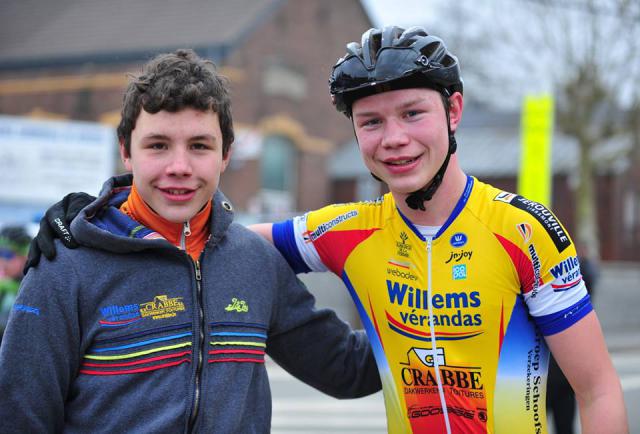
<box><xmin>268</xmin><ymin>262</ymin><xmax>640</xmax><ymax>433</ymax></box>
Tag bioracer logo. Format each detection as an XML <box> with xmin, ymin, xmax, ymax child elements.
<box><xmin>450</xmin><ymin>232</ymin><xmax>467</xmax><ymax>248</ymax></box>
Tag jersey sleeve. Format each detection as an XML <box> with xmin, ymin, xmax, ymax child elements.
<box><xmin>524</xmin><ymin>246</ymin><xmax>593</xmax><ymax>335</ymax></box>
<box><xmin>272</xmin><ymin>214</ymin><xmax>329</xmax><ymax>274</ymax></box>
<box><xmin>272</xmin><ymin>202</ymin><xmax>369</xmax><ymax>275</ymax></box>
<box><xmin>499</xmin><ymin>196</ymin><xmax>593</xmax><ymax>336</ymax></box>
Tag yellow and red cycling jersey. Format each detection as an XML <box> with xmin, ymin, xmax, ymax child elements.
<box><xmin>273</xmin><ymin>177</ymin><xmax>592</xmax><ymax>434</ymax></box>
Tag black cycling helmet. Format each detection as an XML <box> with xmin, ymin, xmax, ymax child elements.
<box><xmin>329</xmin><ymin>26</ymin><xmax>462</xmax><ymax>116</ymax></box>
<box><xmin>329</xmin><ymin>26</ymin><xmax>463</xmax><ymax>211</ymax></box>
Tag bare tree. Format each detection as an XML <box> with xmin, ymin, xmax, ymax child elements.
<box><xmin>431</xmin><ymin>0</ymin><xmax>640</xmax><ymax>260</ymax></box>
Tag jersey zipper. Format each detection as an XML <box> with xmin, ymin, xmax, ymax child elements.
<box><xmin>426</xmin><ymin>237</ymin><xmax>452</xmax><ymax>434</ymax></box>
<box><xmin>187</xmin><ymin>258</ymin><xmax>204</xmax><ymax>433</ymax></box>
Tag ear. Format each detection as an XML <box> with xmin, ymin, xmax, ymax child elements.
<box><xmin>220</xmin><ymin>147</ymin><xmax>232</xmax><ymax>173</ymax></box>
<box><xmin>448</xmin><ymin>92</ymin><xmax>464</xmax><ymax>133</ymax></box>
<box><xmin>119</xmin><ymin>140</ymin><xmax>132</xmax><ymax>171</ymax></box>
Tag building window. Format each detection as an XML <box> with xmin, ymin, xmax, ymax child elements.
<box><xmin>262</xmin><ymin>60</ymin><xmax>307</xmax><ymax>101</ymax></box>
<box><xmin>260</xmin><ymin>135</ymin><xmax>297</xmax><ymax>215</ymax></box>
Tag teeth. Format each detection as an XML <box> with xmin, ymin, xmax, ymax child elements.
<box><xmin>166</xmin><ymin>189</ymin><xmax>189</xmax><ymax>195</ymax></box>
<box><xmin>387</xmin><ymin>158</ymin><xmax>416</xmax><ymax>166</ymax></box>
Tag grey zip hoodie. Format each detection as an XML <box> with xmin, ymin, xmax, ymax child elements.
<box><xmin>0</xmin><ymin>175</ymin><xmax>381</xmax><ymax>433</ymax></box>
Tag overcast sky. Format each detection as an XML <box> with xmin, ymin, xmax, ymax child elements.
<box><xmin>361</xmin><ymin>0</ymin><xmax>439</xmax><ymax>27</ymax></box>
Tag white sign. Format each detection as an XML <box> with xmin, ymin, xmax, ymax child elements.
<box><xmin>0</xmin><ymin>115</ymin><xmax>116</xmax><ymax>204</ymax></box>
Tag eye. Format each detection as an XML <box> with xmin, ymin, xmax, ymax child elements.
<box><xmin>404</xmin><ymin>109</ymin><xmax>422</xmax><ymax>118</ymax></box>
<box><xmin>191</xmin><ymin>142</ymin><xmax>211</xmax><ymax>151</ymax></box>
<box><xmin>358</xmin><ymin>117</ymin><xmax>382</xmax><ymax>128</ymax></box>
<box><xmin>149</xmin><ymin>142</ymin><xmax>167</xmax><ymax>150</ymax></box>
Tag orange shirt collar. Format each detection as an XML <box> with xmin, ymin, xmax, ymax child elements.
<box><xmin>119</xmin><ymin>183</ymin><xmax>211</xmax><ymax>261</ymax></box>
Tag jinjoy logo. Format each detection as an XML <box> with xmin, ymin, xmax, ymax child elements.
<box><xmin>225</xmin><ymin>298</ymin><xmax>249</xmax><ymax>313</ymax></box>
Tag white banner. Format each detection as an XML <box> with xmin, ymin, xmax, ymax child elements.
<box><xmin>0</xmin><ymin>115</ymin><xmax>116</xmax><ymax>204</ymax></box>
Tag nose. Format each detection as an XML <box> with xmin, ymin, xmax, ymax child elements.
<box><xmin>165</xmin><ymin>147</ymin><xmax>193</xmax><ymax>177</ymax></box>
<box><xmin>381</xmin><ymin>118</ymin><xmax>409</xmax><ymax>149</ymax></box>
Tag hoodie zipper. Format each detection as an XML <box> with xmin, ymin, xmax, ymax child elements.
<box><xmin>181</xmin><ymin>220</ymin><xmax>204</xmax><ymax>433</ymax></box>
<box><xmin>187</xmin><ymin>259</ymin><xmax>204</xmax><ymax>433</ymax></box>
<box><xmin>426</xmin><ymin>237</ymin><xmax>452</xmax><ymax>434</ymax></box>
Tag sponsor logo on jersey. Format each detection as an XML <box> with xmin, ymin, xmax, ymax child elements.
<box><xmin>525</xmin><ymin>333</ymin><xmax>545</xmax><ymax>432</ymax></box>
<box><xmin>385</xmin><ymin>280</ymin><xmax>483</xmax><ymax>338</ymax></box>
<box><xmin>396</xmin><ymin>231</ymin><xmax>413</xmax><ymax>257</ymax></box>
<box><xmin>408</xmin><ymin>405</ymin><xmax>476</xmax><ymax>420</ymax></box>
<box><xmin>388</xmin><ymin>258</ymin><xmax>412</xmax><ymax>269</ymax></box>
<box><xmin>452</xmin><ymin>264</ymin><xmax>467</xmax><ymax>280</ymax></box>
<box><xmin>494</xmin><ymin>191</ymin><xmax>518</xmax><ymax>203</ymax></box>
<box><xmin>400</xmin><ymin>347</ymin><xmax>485</xmax><ymax>400</ymax></box>
<box><xmin>527</xmin><ymin>244</ymin><xmax>543</xmax><ymax>298</ymax></box>
<box><xmin>517</xmin><ymin>222</ymin><xmax>533</xmax><ymax>243</ymax></box>
<box><xmin>302</xmin><ymin>210</ymin><xmax>358</xmax><ymax>243</ymax></box>
<box><xmin>140</xmin><ymin>295</ymin><xmax>186</xmax><ymax>320</ymax></box>
<box><xmin>387</xmin><ymin>280</ymin><xmax>481</xmax><ymax>310</ymax></box>
<box><xmin>445</xmin><ymin>250</ymin><xmax>473</xmax><ymax>263</ymax></box>
<box><xmin>412</xmin><ymin>347</ymin><xmax>446</xmax><ymax>367</ymax></box>
<box><xmin>549</xmin><ymin>256</ymin><xmax>583</xmax><ymax>292</ymax></box>
<box><xmin>387</xmin><ymin>266</ymin><xmax>419</xmax><ymax>281</ymax></box>
<box><xmin>450</xmin><ymin>232</ymin><xmax>468</xmax><ymax>247</ymax></box>
<box><xmin>387</xmin><ymin>259</ymin><xmax>416</xmax><ymax>281</ymax></box>
<box><xmin>496</xmin><ymin>193</ymin><xmax>571</xmax><ymax>253</ymax></box>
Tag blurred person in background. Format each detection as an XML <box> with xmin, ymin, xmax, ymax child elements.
<box><xmin>24</xmin><ymin>26</ymin><xmax>628</xmax><ymax>433</ymax></box>
<box><xmin>0</xmin><ymin>225</ymin><xmax>30</xmax><ymax>342</ymax></box>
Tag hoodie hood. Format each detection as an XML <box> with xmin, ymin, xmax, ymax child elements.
<box><xmin>70</xmin><ymin>174</ymin><xmax>235</xmax><ymax>255</ymax></box>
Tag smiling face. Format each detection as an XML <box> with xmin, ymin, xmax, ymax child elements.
<box><xmin>121</xmin><ymin>108</ymin><xmax>230</xmax><ymax>223</ymax></box>
<box><xmin>351</xmin><ymin>87</ymin><xmax>462</xmax><ymax>197</ymax></box>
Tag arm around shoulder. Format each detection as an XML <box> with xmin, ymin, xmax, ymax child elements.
<box><xmin>266</xmin><ymin>259</ymin><xmax>380</xmax><ymax>399</ymax></box>
<box><xmin>247</xmin><ymin>223</ymin><xmax>274</xmax><ymax>244</ymax></box>
<box><xmin>545</xmin><ymin>311</ymin><xmax>629</xmax><ymax>434</ymax></box>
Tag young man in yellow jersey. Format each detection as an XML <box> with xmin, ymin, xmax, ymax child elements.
<box><xmin>255</xmin><ymin>26</ymin><xmax>628</xmax><ymax>434</ymax></box>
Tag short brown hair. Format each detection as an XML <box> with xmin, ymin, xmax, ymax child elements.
<box><xmin>117</xmin><ymin>49</ymin><xmax>234</xmax><ymax>157</ymax></box>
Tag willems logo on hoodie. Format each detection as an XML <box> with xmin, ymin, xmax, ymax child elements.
<box><xmin>99</xmin><ymin>294</ymin><xmax>186</xmax><ymax>326</ymax></box>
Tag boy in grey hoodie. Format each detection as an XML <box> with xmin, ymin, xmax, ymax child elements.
<box><xmin>0</xmin><ymin>49</ymin><xmax>380</xmax><ymax>433</ymax></box>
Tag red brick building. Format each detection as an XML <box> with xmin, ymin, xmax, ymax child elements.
<box><xmin>0</xmin><ymin>0</ymin><xmax>371</xmax><ymax>217</ymax></box>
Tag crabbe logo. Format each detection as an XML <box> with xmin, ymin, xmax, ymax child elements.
<box><xmin>400</xmin><ymin>347</ymin><xmax>485</xmax><ymax>404</ymax></box>
<box><xmin>139</xmin><ymin>295</ymin><xmax>185</xmax><ymax>320</ymax></box>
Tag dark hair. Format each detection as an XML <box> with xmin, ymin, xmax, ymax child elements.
<box><xmin>117</xmin><ymin>49</ymin><xmax>234</xmax><ymax>157</ymax></box>
<box><xmin>0</xmin><ymin>225</ymin><xmax>31</xmax><ymax>256</ymax></box>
